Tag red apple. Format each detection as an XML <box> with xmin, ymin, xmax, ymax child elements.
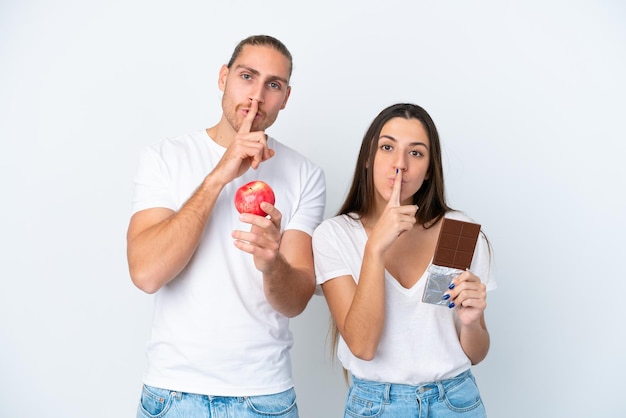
<box><xmin>234</xmin><ymin>180</ymin><xmax>275</xmax><ymax>216</ymax></box>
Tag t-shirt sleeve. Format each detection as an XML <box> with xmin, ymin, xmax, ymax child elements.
<box><xmin>312</xmin><ymin>220</ymin><xmax>353</xmax><ymax>289</ymax></box>
<box><xmin>284</xmin><ymin>162</ymin><xmax>326</xmax><ymax>236</ymax></box>
<box><xmin>131</xmin><ymin>145</ymin><xmax>177</xmax><ymax>215</ymax></box>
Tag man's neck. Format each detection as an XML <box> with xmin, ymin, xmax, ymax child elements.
<box><xmin>206</xmin><ymin>115</ymin><xmax>236</xmax><ymax>148</ymax></box>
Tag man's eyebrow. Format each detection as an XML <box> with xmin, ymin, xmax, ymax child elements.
<box><xmin>235</xmin><ymin>65</ymin><xmax>289</xmax><ymax>85</ymax></box>
<box><xmin>379</xmin><ymin>135</ymin><xmax>429</xmax><ymax>148</ymax></box>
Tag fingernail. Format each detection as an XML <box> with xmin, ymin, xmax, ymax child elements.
<box><xmin>448</xmin><ymin>302</ymin><xmax>455</xmax><ymax>309</ymax></box>
<box><xmin>442</xmin><ymin>294</ymin><xmax>450</xmax><ymax>300</ymax></box>
<box><xmin>448</xmin><ymin>283</ymin><xmax>455</xmax><ymax>290</ymax></box>
<box><xmin>396</xmin><ymin>168</ymin><xmax>399</xmax><ymax>174</ymax></box>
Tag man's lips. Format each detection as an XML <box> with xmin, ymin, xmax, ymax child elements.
<box><xmin>243</xmin><ymin>108</ymin><xmax>262</xmax><ymax>118</ymax></box>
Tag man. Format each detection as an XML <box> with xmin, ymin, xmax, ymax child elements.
<box><xmin>127</xmin><ymin>35</ymin><xmax>326</xmax><ymax>418</ymax></box>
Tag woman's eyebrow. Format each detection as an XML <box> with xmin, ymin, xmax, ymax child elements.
<box><xmin>379</xmin><ymin>135</ymin><xmax>429</xmax><ymax>148</ymax></box>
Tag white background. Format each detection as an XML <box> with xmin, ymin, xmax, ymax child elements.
<box><xmin>1</xmin><ymin>1</ymin><xmax>625</xmax><ymax>417</ymax></box>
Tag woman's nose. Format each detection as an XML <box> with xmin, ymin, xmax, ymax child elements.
<box><xmin>395</xmin><ymin>158</ymin><xmax>407</xmax><ymax>172</ymax></box>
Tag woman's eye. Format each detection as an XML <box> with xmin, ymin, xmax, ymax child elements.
<box><xmin>381</xmin><ymin>144</ymin><xmax>392</xmax><ymax>151</ymax></box>
<box><xmin>410</xmin><ymin>150</ymin><xmax>422</xmax><ymax>157</ymax></box>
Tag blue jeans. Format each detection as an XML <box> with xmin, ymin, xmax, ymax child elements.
<box><xmin>345</xmin><ymin>370</ymin><xmax>486</xmax><ymax>418</ymax></box>
<box><xmin>136</xmin><ymin>385</ymin><xmax>299</xmax><ymax>418</ymax></box>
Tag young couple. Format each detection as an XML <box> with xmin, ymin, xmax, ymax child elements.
<box><xmin>127</xmin><ymin>34</ymin><xmax>496</xmax><ymax>418</ymax></box>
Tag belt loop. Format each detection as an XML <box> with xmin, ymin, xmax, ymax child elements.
<box><xmin>384</xmin><ymin>383</ymin><xmax>391</xmax><ymax>402</ymax></box>
<box><xmin>436</xmin><ymin>381</ymin><xmax>445</xmax><ymax>402</ymax></box>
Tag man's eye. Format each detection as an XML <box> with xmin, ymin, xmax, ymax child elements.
<box><xmin>269</xmin><ymin>82</ymin><xmax>281</xmax><ymax>90</ymax></box>
<box><xmin>242</xmin><ymin>74</ymin><xmax>252</xmax><ymax>80</ymax></box>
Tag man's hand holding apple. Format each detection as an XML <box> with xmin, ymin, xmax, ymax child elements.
<box><xmin>232</xmin><ymin>197</ymin><xmax>283</xmax><ymax>273</ymax></box>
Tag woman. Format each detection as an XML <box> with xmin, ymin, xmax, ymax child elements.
<box><xmin>312</xmin><ymin>103</ymin><xmax>496</xmax><ymax>417</ymax></box>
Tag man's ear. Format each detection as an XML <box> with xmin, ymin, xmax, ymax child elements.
<box><xmin>280</xmin><ymin>85</ymin><xmax>292</xmax><ymax>110</ymax></box>
<box><xmin>218</xmin><ymin>64</ymin><xmax>229</xmax><ymax>92</ymax></box>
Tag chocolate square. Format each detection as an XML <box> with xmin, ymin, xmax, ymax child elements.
<box><xmin>432</xmin><ymin>218</ymin><xmax>481</xmax><ymax>270</ymax></box>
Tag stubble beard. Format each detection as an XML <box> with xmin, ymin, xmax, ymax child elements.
<box><xmin>222</xmin><ymin>96</ymin><xmax>279</xmax><ymax>133</ymax></box>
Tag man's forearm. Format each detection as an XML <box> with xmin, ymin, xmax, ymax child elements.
<box><xmin>263</xmin><ymin>254</ymin><xmax>316</xmax><ymax>318</ymax></box>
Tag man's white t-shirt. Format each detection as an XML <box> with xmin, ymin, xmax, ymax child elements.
<box><xmin>132</xmin><ymin>130</ymin><xmax>326</xmax><ymax>396</ymax></box>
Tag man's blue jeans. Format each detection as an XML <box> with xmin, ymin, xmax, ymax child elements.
<box><xmin>136</xmin><ymin>385</ymin><xmax>299</xmax><ymax>418</ymax></box>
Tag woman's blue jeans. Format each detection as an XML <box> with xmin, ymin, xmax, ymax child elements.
<box><xmin>345</xmin><ymin>369</ymin><xmax>486</xmax><ymax>418</ymax></box>
<box><xmin>136</xmin><ymin>385</ymin><xmax>299</xmax><ymax>418</ymax></box>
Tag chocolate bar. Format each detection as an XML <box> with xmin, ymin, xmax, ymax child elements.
<box><xmin>432</xmin><ymin>218</ymin><xmax>481</xmax><ymax>270</ymax></box>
